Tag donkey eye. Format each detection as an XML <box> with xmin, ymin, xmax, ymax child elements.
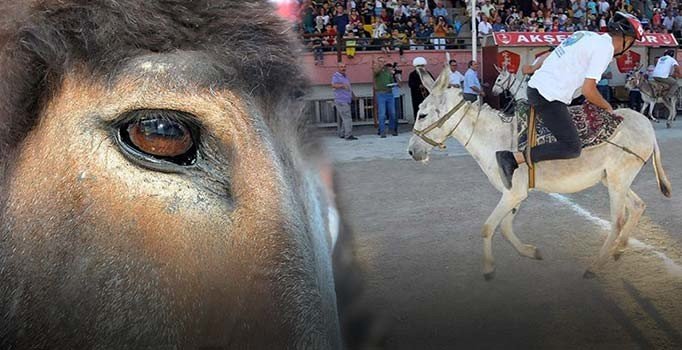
<box><xmin>114</xmin><ymin>109</ymin><xmax>199</xmax><ymax>170</ymax></box>
<box><xmin>418</xmin><ymin>113</ymin><xmax>428</xmax><ymax>119</ymax></box>
<box><xmin>127</xmin><ymin>119</ymin><xmax>192</xmax><ymax>157</ymax></box>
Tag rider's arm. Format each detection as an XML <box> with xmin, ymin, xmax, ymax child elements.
<box><xmin>583</xmin><ymin>78</ymin><xmax>613</xmax><ymax>113</ymax></box>
<box><xmin>522</xmin><ymin>53</ymin><xmax>549</xmax><ymax>74</ymax></box>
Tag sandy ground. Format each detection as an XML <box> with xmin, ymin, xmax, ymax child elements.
<box><xmin>325</xmin><ymin>121</ymin><xmax>682</xmax><ymax>349</ymax></box>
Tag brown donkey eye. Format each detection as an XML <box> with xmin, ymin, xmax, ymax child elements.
<box><xmin>115</xmin><ymin>110</ymin><xmax>199</xmax><ymax>170</ymax></box>
<box><xmin>127</xmin><ymin>119</ymin><xmax>193</xmax><ymax>157</ymax></box>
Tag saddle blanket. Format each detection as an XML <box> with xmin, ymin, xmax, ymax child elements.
<box><xmin>516</xmin><ymin>101</ymin><xmax>624</xmax><ymax>152</ymax></box>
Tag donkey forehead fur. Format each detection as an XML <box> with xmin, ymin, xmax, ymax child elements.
<box><xmin>0</xmin><ymin>0</ymin><xmax>308</xmax><ymax>161</ymax></box>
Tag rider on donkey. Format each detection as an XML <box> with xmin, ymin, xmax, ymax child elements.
<box><xmin>495</xmin><ymin>12</ymin><xmax>644</xmax><ymax>190</ymax></box>
<box><xmin>651</xmin><ymin>48</ymin><xmax>682</xmax><ymax>99</ymax></box>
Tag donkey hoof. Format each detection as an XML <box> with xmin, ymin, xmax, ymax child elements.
<box><xmin>483</xmin><ymin>270</ymin><xmax>496</xmax><ymax>281</ymax></box>
<box><xmin>583</xmin><ymin>270</ymin><xmax>597</xmax><ymax>279</ymax></box>
<box><xmin>613</xmin><ymin>251</ymin><xmax>623</xmax><ymax>261</ymax></box>
<box><xmin>533</xmin><ymin>248</ymin><xmax>543</xmax><ymax>260</ymax></box>
<box><xmin>666</xmin><ymin>122</ymin><xmax>672</xmax><ymax>129</ymax></box>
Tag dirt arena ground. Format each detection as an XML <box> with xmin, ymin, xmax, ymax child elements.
<box><xmin>326</xmin><ymin>121</ymin><xmax>682</xmax><ymax>349</ymax></box>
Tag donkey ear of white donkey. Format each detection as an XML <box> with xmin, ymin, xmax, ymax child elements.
<box><xmin>494</xmin><ymin>64</ymin><xmax>502</xmax><ymax>73</ymax></box>
<box><xmin>434</xmin><ymin>65</ymin><xmax>451</xmax><ymax>93</ymax></box>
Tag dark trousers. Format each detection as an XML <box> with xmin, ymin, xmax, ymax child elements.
<box><xmin>629</xmin><ymin>90</ymin><xmax>642</xmax><ymax>112</ymax></box>
<box><xmin>527</xmin><ymin>87</ymin><xmax>581</xmax><ymax>163</ymax></box>
<box><xmin>462</xmin><ymin>93</ymin><xmax>478</xmax><ymax>102</ymax></box>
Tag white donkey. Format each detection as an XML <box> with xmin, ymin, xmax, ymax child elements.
<box><xmin>407</xmin><ymin>60</ymin><xmax>672</xmax><ymax>280</ymax></box>
<box><xmin>624</xmin><ymin>69</ymin><xmax>678</xmax><ymax>128</ymax></box>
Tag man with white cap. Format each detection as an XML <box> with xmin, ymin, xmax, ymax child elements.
<box><xmin>408</xmin><ymin>56</ymin><xmax>434</xmax><ymax>117</ymax></box>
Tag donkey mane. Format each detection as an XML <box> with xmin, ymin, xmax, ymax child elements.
<box><xmin>0</xmin><ymin>0</ymin><xmax>310</xmax><ymax>166</ymax></box>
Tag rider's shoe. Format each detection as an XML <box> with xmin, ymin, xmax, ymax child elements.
<box><xmin>496</xmin><ymin>151</ymin><xmax>518</xmax><ymax>190</ymax></box>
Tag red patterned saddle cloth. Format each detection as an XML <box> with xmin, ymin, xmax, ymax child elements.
<box><xmin>516</xmin><ymin>101</ymin><xmax>624</xmax><ymax>151</ymax></box>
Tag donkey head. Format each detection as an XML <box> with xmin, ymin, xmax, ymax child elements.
<box><xmin>408</xmin><ymin>52</ymin><xmax>467</xmax><ymax>161</ymax></box>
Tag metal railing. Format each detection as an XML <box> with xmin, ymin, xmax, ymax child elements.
<box><xmin>302</xmin><ymin>33</ymin><xmax>475</xmax><ymax>53</ymax></box>
<box><xmin>304</xmin><ymin>95</ymin><xmax>408</xmax><ymax>126</ymax></box>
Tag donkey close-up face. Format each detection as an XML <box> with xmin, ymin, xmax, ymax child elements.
<box><xmin>0</xmin><ymin>1</ymin><xmax>347</xmax><ymax>348</ymax></box>
<box><xmin>408</xmin><ymin>64</ymin><xmax>464</xmax><ymax>162</ymax></box>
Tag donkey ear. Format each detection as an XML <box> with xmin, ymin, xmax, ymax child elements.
<box><xmin>445</xmin><ymin>52</ymin><xmax>452</xmax><ymax>70</ymax></box>
<box><xmin>433</xmin><ymin>65</ymin><xmax>451</xmax><ymax>93</ymax></box>
<box><xmin>494</xmin><ymin>64</ymin><xmax>502</xmax><ymax>73</ymax></box>
<box><xmin>416</xmin><ymin>67</ymin><xmax>434</xmax><ymax>93</ymax></box>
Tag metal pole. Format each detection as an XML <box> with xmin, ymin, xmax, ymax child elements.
<box><xmin>471</xmin><ymin>0</ymin><xmax>477</xmax><ymax>61</ymax></box>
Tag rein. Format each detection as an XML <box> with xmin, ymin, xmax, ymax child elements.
<box><xmin>496</xmin><ymin>72</ymin><xmax>527</xmax><ymax>121</ymax></box>
<box><xmin>413</xmin><ymin>97</ymin><xmax>476</xmax><ymax>149</ymax></box>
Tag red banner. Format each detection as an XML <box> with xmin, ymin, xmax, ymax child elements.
<box><xmin>498</xmin><ymin>50</ymin><xmax>521</xmax><ymax>73</ymax></box>
<box><xmin>616</xmin><ymin>50</ymin><xmax>641</xmax><ymax>73</ymax></box>
<box><xmin>493</xmin><ymin>32</ymin><xmax>678</xmax><ymax>47</ymax></box>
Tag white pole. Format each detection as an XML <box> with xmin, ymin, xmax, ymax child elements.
<box><xmin>471</xmin><ymin>0</ymin><xmax>477</xmax><ymax>61</ymax></box>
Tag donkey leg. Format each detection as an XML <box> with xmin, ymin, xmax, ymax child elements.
<box><xmin>666</xmin><ymin>100</ymin><xmax>675</xmax><ymax>128</ymax></box>
<box><xmin>585</xmin><ymin>179</ymin><xmax>629</xmax><ymax>278</ymax></box>
<box><xmin>500</xmin><ymin>207</ymin><xmax>542</xmax><ymax>260</ymax></box>
<box><xmin>482</xmin><ymin>193</ymin><xmax>526</xmax><ymax>280</ymax></box>
<box><xmin>611</xmin><ymin>190</ymin><xmax>646</xmax><ymax>261</ymax></box>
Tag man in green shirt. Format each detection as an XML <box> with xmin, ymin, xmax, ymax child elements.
<box><xmin>373</xmin><ymin>56</ymin><xmax>398</xmax><ymax>137</ymax></box>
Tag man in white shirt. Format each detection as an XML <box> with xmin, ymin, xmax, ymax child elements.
<box><xmin>478</xmin><ymin>15</ymin><xmax>493</xmax><ymax>37</ymax></box>
<box><xmin>651</xmin><ymin>49</ymin><xmax>681</xmax><ymax>98</ymax></box>
<box><xmin>495</xmin><ymin>12</ymin><xmax>644</xmax><ymax>190</ymax></box>
<box><xmin>448</xmin><ymin>59</ymin><xmax>465</xmax><ymax>88</ymax></box>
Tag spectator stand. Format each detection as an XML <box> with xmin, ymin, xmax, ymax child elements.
<box><xmin>481</xmin><ymin>32</ymin><xmax>679</xmax><ymax>110</ymax></box>
<box><xmin>302</xmin><ymin>50</ymin><xmax>474</xmax><ymax>126</ymax></box>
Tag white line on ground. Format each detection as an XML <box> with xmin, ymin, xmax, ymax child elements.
<box><xmin>548</xmin><ymin>193</ymin><xmax>682</xmax><ymax>277</ymax></box>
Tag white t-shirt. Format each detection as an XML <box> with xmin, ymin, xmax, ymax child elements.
<box><xmin>652</xmin><ymin>55</ymin><xmax>679</xmax><ymax>79</ymax></box>
<box><xmin>528</xmin><ymin>31</ymin><xmax>614</xmax><ymax>103</ymax></box>
<box><xmin>478</xmin><ymin>21</ymin><xmax>493</xmax><ymax>35</ymax></box>
<box><xmin>449</xmin><ymin>71</ymin><xmax>465</xmax><ymax>86</ymax></box>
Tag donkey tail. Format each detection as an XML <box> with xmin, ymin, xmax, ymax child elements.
<box><xmin>652</xmin><ymin>138</ymin><xmax>672</xmax><ymax>198</ymax></box>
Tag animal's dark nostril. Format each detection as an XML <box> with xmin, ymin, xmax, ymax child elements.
<box><xmin>408</xmin><ymin>150</ymin><xmax>413</xmax><ymax>156</ymax></box>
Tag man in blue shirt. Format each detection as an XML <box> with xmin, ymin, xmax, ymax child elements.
<box><xmin>332</xmin><ymin>62</ymin><xmax>357</xmax><ymax>140</ymax></box>
<box><xmin>463</xmin><ymin>60</ymin><xmax>484</xmax><ymax>102</ymax></box>
<box><xmin>597</xmin><ymin>65</ymin><xmax>612</xmax><ymax>103</ymax></box>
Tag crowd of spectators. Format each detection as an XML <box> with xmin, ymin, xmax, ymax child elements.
<box><xmin>297</xmin><ymin>0</ymin><xmax>682</xmax><ymax>57</ymax></box>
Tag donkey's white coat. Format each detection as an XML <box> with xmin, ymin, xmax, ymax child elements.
<box><xmin>408</xmin><ymin>60</ymin><xmax>672</xmax><ymax>279</ymax></box>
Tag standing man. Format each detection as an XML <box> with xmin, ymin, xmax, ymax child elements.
<box><xmin>448</xmin><ymin>59</ymin><xmax>464</xmax><ymax>88</ymax></box>
<box><xmin>373</xmin><ymin>56</ymin><xmax>398</xmax><ymax>137</ymax></box>
<box><xmin>495</xmin><ymin>12</ymin><xmax>644</xmax><ymax>190</ymax></box>
<box><xmin>597</xmin><ymin>64</ymin><xmax>612</xmax><ymax>103</ymax></box>
<box><xmin>332</xmin><ymin>62</ymin><xmax>358</xmax><ymax>140</ymax></box>
<box><xmin>463</xmin><ymin>60</ymin><xmax>484</xmax><ymax>102</ymax></box>
<box><xmin>408</xmin><ymin>56</ymin><xmax>433</xmax><ymax>118</ymax></box>
<box><xmin>652</xmin><ymin>49</ymin><xmax>681</xmax><ymax>99</ymax></box>
<box><xmin>332</xmin><ymin>4</ymin><xmax>350</xmax><ymax>37</ymax></box>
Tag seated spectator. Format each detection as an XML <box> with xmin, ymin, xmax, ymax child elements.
<box><xmin>492</xmin><ymin>16</ymin><xmax>507</xmax><ymax>31</ymax></box>
<box><xmin>323</xmin><ymin>24</ymin><xmax>337</xmax><ymax>48</ymax></box>
<box><xmin>360</xmin><ymin>2</ymin><xmax>374</xmax><ymax>24</ymax></box>
<box><xmin>433</xmin><ymin>1</ymin><xmax>449</xmax><ymax>21</ymax></box>
<box><xmin>349</xmin><ymin>9</ymin><xmax>362</xmax><ymax>27</ymax></box>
